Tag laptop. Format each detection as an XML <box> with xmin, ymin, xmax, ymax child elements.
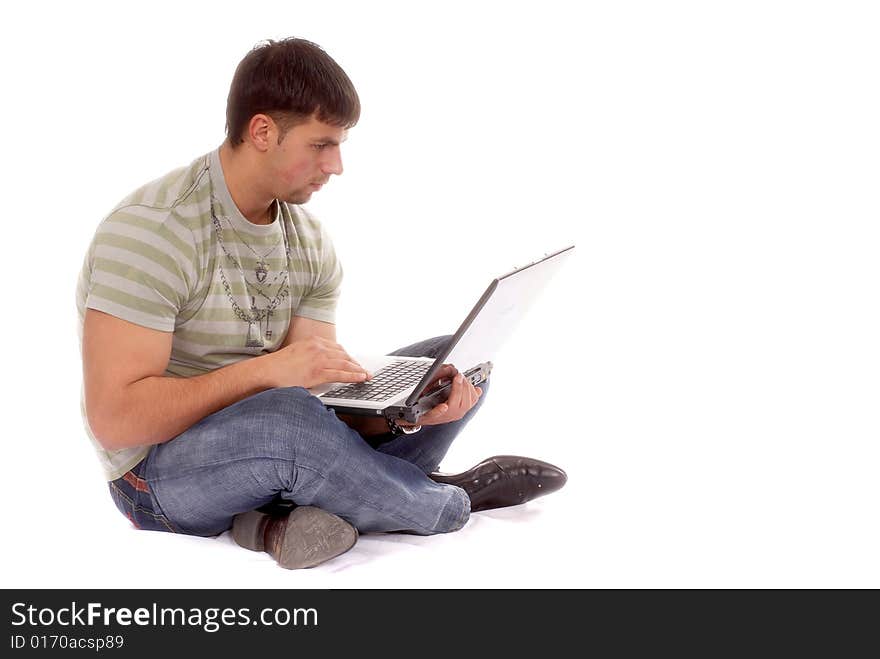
<box><xmin>308</xmin><ymin>245</ymin><xmax>575</xmax><ymax>423</ymax></box>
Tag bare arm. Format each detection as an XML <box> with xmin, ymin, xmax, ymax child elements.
<box><xmin>83</xmin><ymin>310</ymin><xmax>369</xmax><ymax>451</ymax></box>
<box><xmin>282</xmin><ymin>315</ymin><xmax>337</xmax><ymax>346</ymax></box>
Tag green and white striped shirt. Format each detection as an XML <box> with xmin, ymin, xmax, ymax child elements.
<box><xmin>76</xmin><ymin>148</ymin><xmax>343</xmax><ymax>480</ymax></box>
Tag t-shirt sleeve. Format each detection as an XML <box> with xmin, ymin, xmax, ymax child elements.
<box><xmin>295</xmin><ymin>223</ymin><xmax>344</xmax><ymax>324</ymax></box>
<box><xmin>83</xmin><ymin>211</ymin><xmax>195</xmax><ymax>332</ymax></box>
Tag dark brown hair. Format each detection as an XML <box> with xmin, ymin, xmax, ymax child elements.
<box><xmin>225</xmin><ymin>38</ymin><xmax>360</xmax><ymax>148</ymax></box>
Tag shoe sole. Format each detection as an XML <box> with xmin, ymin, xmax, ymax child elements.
<box><xmin>232</xmin><ymin>507</ymin><xmax>358</xmax><ymax>569</ymax></box>
<box><xmin>278</xmin><ymin>507</ymin><xmax>358</xmax><ymax>569</ymax></box>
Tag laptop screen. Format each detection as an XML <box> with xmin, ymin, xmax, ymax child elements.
<box><xmin>405</xmin><ymin>245</ymin><xmax>574</xmax><ymax>404</ymax></box>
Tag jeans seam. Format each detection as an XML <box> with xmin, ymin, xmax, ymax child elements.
<box><xmin>109</xmin><ymin>482</ymin><xmax>178</xmax><ymax>533</ymax></box>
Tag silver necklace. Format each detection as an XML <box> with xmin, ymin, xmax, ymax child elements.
<box><xmin>223</xmin><ymin>203</ymin><xmax>283</xmax><ymax>283</ymax></box>
<box><xmin>210</xmin><ymin>195</ymin><xmax>292</xmax><ymax>348</ymax></box>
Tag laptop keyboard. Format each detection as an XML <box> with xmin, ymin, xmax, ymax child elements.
<box><xmin>323</xmin><ymin>360</ymin><xmax>434</xmax><ymax>401</ymax></box>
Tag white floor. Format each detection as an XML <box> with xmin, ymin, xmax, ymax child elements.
<box><xmin>5</xmin><ymin>377</ymin><xmax>880</xmax><ymax>589</ymax></box>
<box><xmin>38</xmin><ymin>477</ymin><xmax>586</xmax><ymax>590</ymax></box>
<box><xmin>2</xmin><ymin>390</ymin><xmax>590</xmax><ymax>589</ymax></box>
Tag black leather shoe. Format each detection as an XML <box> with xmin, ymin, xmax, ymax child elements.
<box><xmin>428</xmin><ymin>455</ymin><xmax>567</xmax><ymax>512</ymax></box>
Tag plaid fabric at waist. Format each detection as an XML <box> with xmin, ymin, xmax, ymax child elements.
<box><xmin>108</xmin><ymin>459</ymin><xmax>177</xmax><ymax>533</ymax></box>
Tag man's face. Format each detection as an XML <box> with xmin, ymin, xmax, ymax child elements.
<box><xmin>266</xmin><ymin>115</ymin><xmax>347</xmax><ymax>205</ymax></box>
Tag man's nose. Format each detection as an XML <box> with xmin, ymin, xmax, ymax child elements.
<box><xmin>322</xmin><ymin>148</ymin><xmax>343</xmax><ymax>176</ymax></box>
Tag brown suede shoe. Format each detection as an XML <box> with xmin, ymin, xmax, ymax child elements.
<box><xmin>232</xmin><ymin>506</ymin><xmax>357</xmax><ymax>569</ymax></box>
<box><xmin>429</xmin><ymin>455</ymin><xmax>567</xmax><ymax>512</ymax></box>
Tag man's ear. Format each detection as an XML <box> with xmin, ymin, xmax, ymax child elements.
<box><xmin>247</xmin><ymin>114</ymin><xmax>275</xmax><ymax>152</ymax></box>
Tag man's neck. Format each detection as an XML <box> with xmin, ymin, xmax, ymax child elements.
<box><xmin>218</xmin><ymin>142</ymin><xmax>275</xmax><ymax>225</ymax></box>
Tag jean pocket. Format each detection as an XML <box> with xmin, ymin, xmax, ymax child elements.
<box><xmin>108</xmin><ymin>481</ymin><xmax>178</xmax><ymax>534</ymax></box>
<box><xmin>108</xmin><ymin>482</ymin><xmax>134</xmax><ymax>521</ymax></box>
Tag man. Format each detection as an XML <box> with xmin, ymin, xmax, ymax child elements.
<box><xmin>76</xmin><ymin>37</ymin><xmax>566</xmax><ymax>569</ymax></box>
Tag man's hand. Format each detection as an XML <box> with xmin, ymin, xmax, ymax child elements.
<box><xmin>406</xmin><ymin>364</ymin><xmax>483</xmax><ymax>427</ymax></box>
<box><xmin>262</xmin><ymin>335</ymin><xmax>371</xmax><ymax>389</ymax></box>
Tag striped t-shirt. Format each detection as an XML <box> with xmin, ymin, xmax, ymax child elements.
<box><xmin>76</xmin><ymin>147</ymin><xmax>343</xmax><ymax>480</ymax></box>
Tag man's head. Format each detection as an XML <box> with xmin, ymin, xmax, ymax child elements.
<box><xmin>225</xmin><ymin>38</ymin><xmax>360</xmax><ymax>204</ymax></box>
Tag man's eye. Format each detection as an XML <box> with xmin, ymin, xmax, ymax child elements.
<box><xmin>312</xmin><ymin>144</ymin><xmax>327</xmax><ymax>150</ymax></box>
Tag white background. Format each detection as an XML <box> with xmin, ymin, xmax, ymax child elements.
<box><xmin>0</xmin><ymin>0</ymin><xmax>877</xmax><ymax>588</ymax></box>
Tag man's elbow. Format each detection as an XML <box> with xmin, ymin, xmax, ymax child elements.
<box><xmin>87</xmin><ymin>409</ymin><xmax>123</xmax><ymax>451</ymax></box>
<box><xmin>86</xmin><ymin>400</ymin><xmax>136</xmax><ymax>451</ymax></box>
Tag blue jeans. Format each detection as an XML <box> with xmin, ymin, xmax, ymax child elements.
<box><xmin>110</xmin><ymin>336</ymin><xmax>489</xmax><ymax>537</ymax></box>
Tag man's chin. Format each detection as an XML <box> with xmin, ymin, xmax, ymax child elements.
<box><xmin>284</xmin><ymin>191</ymin><xmax>313</xmax><ymax>205</ymax></box>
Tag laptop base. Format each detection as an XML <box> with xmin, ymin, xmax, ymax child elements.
<box><xmin>326</xmin><ymin>362</ymin><xmax>492</xmax><ymax>424</ymax></box>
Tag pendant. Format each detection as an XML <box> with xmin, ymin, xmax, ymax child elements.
<box><xmin>255</xmin><ymin>261</ymin><xmax>269</xmax><ymax>283</ymax></box>
<box><xmin>245</xmin><ymin>321</ymin><xmax>264</xmax><ymax>348</ymax></box>
<box><xmin>264</xmin><ymin>309</ymin><xmax>274</xmax><ymax>342</ymax></box>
